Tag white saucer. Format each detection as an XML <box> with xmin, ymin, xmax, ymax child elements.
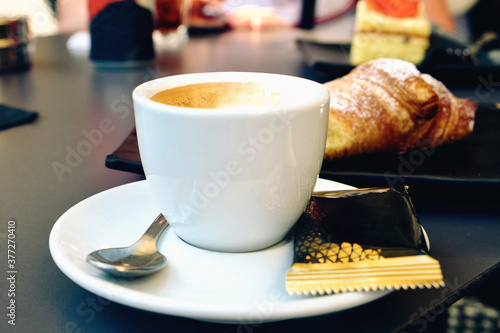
<box><xmin>49</xmin><ymin>179</ymin><xmax>391</xmax><ymax>324</ymax></box>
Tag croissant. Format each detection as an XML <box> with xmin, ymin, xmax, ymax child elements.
<box><xmin>324</xmin><ymin>58</ymin><xmax>477</xmax><ymax>159</ymax></box>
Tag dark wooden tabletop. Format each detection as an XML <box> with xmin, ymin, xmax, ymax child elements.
<box><xmin>1</xmin><ymin>29</ymin><xmax>499</xmax><ymax>333</ymax></box>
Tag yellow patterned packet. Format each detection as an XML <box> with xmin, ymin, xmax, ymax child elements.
<box><xmin>286</xmin><ymin>186</ymin><xmax>444</xmax><ymax>296</ymax></box>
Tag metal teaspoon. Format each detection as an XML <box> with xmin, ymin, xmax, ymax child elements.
<box><xmin>86</xmin><ymin>214</ymin><xmax>169</xmax><ymax>278</ymax></box>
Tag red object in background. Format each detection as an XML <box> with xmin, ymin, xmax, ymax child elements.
<box><xmin>365</xmin><ymin>0</ymin><xmax>419</xmax><ymax>18</ymax></box>
<box><xmin>89</xmin><ymin>0</ymin><xmax>128</xmax><ymax>19</ymax></box>
<box><xmin>155</xmin><ymin>0</ymin><xmax>183</xmax><ymax>33</ymax></box>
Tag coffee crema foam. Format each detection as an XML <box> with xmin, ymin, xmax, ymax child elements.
<box><xmin>150</xmin><ymin>82</ymin><xmax>283</xmax><ymax>109</ymax></box>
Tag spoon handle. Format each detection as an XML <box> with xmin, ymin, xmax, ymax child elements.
<box><xmin>139</xmin><ymin>213</ymin><xmax>169</xmax><ymax>245</ymax></box>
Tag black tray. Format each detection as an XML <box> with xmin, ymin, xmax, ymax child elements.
<box><xmin>321</xmin><ymin>105</ymin><xmax>500</xmax><ymax>188</ymax></box>
<box><xmin>105</xmin><ymin>105</ymin><xmax>500</xmax><ymax>188</ymax></box>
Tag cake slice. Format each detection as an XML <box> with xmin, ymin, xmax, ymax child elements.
<box><xmin>350</xmin><ymin>0</ymin><xmax>431</xmax><ymax>65</ymax></box>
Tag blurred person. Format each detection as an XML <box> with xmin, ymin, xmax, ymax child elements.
<box><xmin>50</xmin><ymin>0</ymin><xmax>477</xmax><ymax>35</ymax></box>
<box><xmin>222</xmin><ymin>0</ymin><xmax>469</xmax><ymax>32</ymax></box>
<box><xmin>223</xmin><ymin>0</ymin><xmax>356</xmax><ymax>30</ymax></box>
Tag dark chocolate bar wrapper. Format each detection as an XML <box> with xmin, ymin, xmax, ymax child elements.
<box><xmin>286</xmin><ymin>186</ymin><xmax>444</xmax><ymax>295</ymax></box>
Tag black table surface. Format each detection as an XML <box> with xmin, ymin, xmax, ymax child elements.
<box><xmin>1</xmin><ymin>29</ymin><xmax>499</xmax><ymax>333</ymax></box>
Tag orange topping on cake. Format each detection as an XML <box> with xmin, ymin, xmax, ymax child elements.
<box><xmin>365</xmin><ymin>0</ymin><xmax>419</xmax><ymax>18</ymax></box>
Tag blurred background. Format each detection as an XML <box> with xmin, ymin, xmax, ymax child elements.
<box><xmin>1</xmin><ymin>0</ymin><xmax>497</xmax><ymax>39</ymax></box>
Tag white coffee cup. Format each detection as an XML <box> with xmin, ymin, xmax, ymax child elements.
<box><xmin>133</xmin><ymin>72</ymin><xmax>329</xmax><ymax>252</ymax></box>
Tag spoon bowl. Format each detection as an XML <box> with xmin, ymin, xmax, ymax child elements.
<box><xmin>86</xmin><ymin>214</ymin><xmax>169</xmax><ymax>278</ymax></box>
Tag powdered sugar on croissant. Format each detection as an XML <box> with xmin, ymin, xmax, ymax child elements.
<box><xmin>324</xmin><ymin>58</ymin><xmax>476</xmax><ymax>159</ymax></box>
